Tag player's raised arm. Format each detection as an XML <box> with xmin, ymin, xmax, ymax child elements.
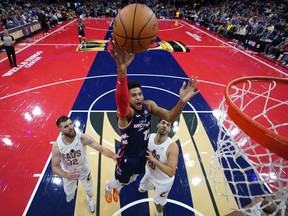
<box><xmin>81</xmin><ymin>133</ymin><xmax>119</xmax><ymax>163</ymax></box>
<box><xmin>109</xmin><ymin>34</ymin><xmax>135</xmax><ymax>126</ymax></box>
<box><xmin>146</xmin><ymin>76</ymin><xmax>200</xmax><ymax>123</ymax></box>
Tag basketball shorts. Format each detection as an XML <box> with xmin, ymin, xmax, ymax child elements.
<box><xmin>63</xmin><ymin>172</ymin><xmax>93</xmax><ymax>197</ymax></box>
<box><xmin>115</xmin><ymin>153</ymin><xmax>147</xmax><ymax>184</ymax></box>
<box><xmin>139</xmin><ymin>171</ymin><xmax>173</xmax><ymax>206</ymax></box>
<box><xmin>78</xmin><ymin>30</ymin><xmax>85</xmax><ymax>37</ymax></box>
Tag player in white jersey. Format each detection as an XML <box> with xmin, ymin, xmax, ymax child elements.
<box><xmin>51</xmin><ymin>115</ymin><xmax>119</xmax><ymax>213</ymax></box>
<box><xmin>138</xmin><ymin>119</ymin><xmax>179</xmax><ymax>216</ymax></box>
<box><xmin>226</xmin><ymin>195</ymin><xmax>288</xmax><ymax>216</ymax></box>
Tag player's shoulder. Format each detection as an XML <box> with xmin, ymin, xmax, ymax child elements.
<box><xmin>167</xmin><ymin>140</ymin><xmax>178</xmax><ymax>151</ymax></box>
<box><xmin>144</xmin><ymin>99</ymin><xmax>155</xmax><ymax>105</ymax></box>
<box><xmin>143</xmin><ymin>100</ymin><xmax>157</xmax><ymax>110</ymax></box>
<box><xmin>79</xmin><ymin>132</ymin><xmax>93</xmax><ymax>146</ymax></box>
<box><xmin>79</xmin><ymin>131</ymin><xmax>87</xmax><ymax>140</ymax></box>
<box><xmin>52</xmin><ymin>140</ymin><xmax>60</xmax><ymax>151</ymax></box>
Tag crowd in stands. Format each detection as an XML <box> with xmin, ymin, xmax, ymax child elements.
<box><xmin>0</xmin><ymin>0</ymin><xmax>77</xmax><ymax>32</ymax></box>
<box><xmin>1</xmin><ymin>0</ymin><xmax>288</xmax><ymax>65</ymax></box>
<box><xmin>183</xmin><ymin>0</ymin><xmax>288</xmax><ymax>65</ymax></box>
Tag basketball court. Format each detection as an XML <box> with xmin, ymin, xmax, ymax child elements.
<box><xmin>0</xmin><ymin>17</ymin><xmax>287</xmax><ymax>216</ymax></box>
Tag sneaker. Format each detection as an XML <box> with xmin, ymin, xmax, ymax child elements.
<box><xmin>138</xmin><ymin>187</ymin><xmax>146</xmax><ymax>193</ymax></box>
<box><xmin>87</xmin><ymin>199</ymin><xmax>95</xmax><ymax>213</ymax></box>
<box><xmin>113</xmin><ymin>188</ymin><xmax>119</xmax><ymax>202</ymax></box>
<box><xmin>105</xmin><ymin>180</ymin><xmax>112</xmax><ymax>203</ymax></box>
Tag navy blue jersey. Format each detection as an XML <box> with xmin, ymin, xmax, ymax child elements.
<box><xmin>115</xmin><ymin>104</ymin><xmax>151</xmax><ymax>183</ymax></box>
<box><xmin>119</xmin><ymin>104</ymin><xmax>151</xmax><ymax>157</ymax></box>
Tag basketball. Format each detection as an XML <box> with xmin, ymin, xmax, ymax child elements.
<box><xmin>113</xmin><ymin>3</ymin><xmax>158</xmax><ymax>53</ymax></box>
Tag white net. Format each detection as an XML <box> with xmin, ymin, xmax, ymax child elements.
<box><xmin>210</xmin><ymin>77</ymin><xmax>288</xmax><ymax>215</ymax></box>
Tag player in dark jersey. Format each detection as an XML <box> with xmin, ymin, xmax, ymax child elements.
<box><xmin>104</xmin><ymin>33</ymin><xmax>200</xmax><ymax>203</ymax></box>
<box><xmin>77</xmin><ymin>18</ymin><xmax>86</xmax><ymax>48</ymax></box>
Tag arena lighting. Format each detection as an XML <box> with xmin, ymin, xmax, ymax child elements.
<box><xmin>3</xmin><ymin>137</ymin><xmax>13</xmax><ymax>146</ymax></box>
<box><xmin>172</xmin><ymin>120</ymin><xmax>179</xmax><ymax>132</ymax></box>
<box><xmin>51</xmin><ymin>176</ymin><xmax>62</xmax><ymax>185</ymax></box>
<box><xmin>32</xmin><ymin>106</ymin><xmax>42</xmax><ymax>116</ymax></box>
<box><xmin>24</xmin><ymin>112</ymin><xmax>32</xmax><ymax>121</ymax></box>
<box><xmin>73</xmin><ymin>120</ymin><xmax>81</xmax><ymax>132</ymax></box>
<box><xmin>191</xmin><ymin>176</ymin><xmax>202</xmax><ymax>186</ymax></box>
<box><xmin>184</xmin><ymin>153</ymin><xmax>194</xmax><ymax>167</ymax></box>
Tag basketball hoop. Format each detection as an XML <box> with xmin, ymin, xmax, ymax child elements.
<box><xmin>210</xmin><ymin>76</ymin><xmax>288</xmax><ymax>215</ymax></box>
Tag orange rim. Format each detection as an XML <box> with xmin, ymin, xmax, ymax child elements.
<box><xmin>225</xmin><ymin>76</ymin><xmax>288</xmax><ymax>160</ymax></box>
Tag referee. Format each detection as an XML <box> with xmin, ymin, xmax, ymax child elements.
<box><xmin>1</xmin><ymin>29</ymin><xmax>17</xmax><ymax>67</ymax></box>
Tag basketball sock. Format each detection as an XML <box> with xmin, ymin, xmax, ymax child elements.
<box><xmin>108</xmin><ymin>178</ymin><xmax>123</xmax><ymax>191</ymax></box>
<box><xmin>86</xmin><ymin>194</ymin><xmax>93</xmax><ymax>201</ymax></box>
<box><xmin>86</xmin><ymin>189</ymin><xmax>93</xmax><ymax>198</ymax></box>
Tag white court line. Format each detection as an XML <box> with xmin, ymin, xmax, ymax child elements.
<box><xmin>18</xmin><ymin>43</ymin><xmax>79</xmax><ymax>46</ymax></box>
<box><xmin>111</xmin><ymin>198</ymin><xmax>204</xmax><ymax>216</ymax></box>
<box><xmin>0</xmin><ymin>19</ymin><xmax>76</xmax><ymax>64</ymax></box>
<box><xmin>86</xmin><ymin>27</ymin><xmax>113</xmax><ymax>31</ymax></box>
<box><xmin>180</xmin><ymin>20</ymin><xmax>288</xmax><ymax>77</ymax></box>
<box><xmin>0</xmin><ymin>73</ymin><xmax>225</xmax><ymax>101</ymax></box>
<box><xmin>22</xmin><ymin>153</ymin><xmax>52</xmax><ymax>216</ymax></box>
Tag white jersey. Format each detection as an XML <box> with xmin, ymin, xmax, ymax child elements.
<box><xmin>57</xmin><ymin>131</ymin><xmax>90</xmax><ymax>177</ymax></box>
<box><xmin>146</xmin><ymin>133</ymin><xmax>175</xmax><ymax>185</ymax></box>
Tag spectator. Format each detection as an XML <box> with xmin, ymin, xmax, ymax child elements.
<box><xmin>233</xmin><ymin>23</ymin><xmax>248</xmax><ymax>42</ymax></box>
<box><xmin>266</xmin><ymin>37</ymin><xmax>288</xmax><ymax>59</ymax></box>
<box><xmin>263</xmin><ymin>30</ymin><xmax>283</xmax><ymax>56</ymax></box>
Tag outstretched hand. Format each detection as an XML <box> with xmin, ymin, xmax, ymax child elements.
<box><xmin>108</xmin><ymin>33</ymin><xmax>134</xmax><ymax>73</ymax></box>
<box><xmin>179</xmin><ymin>76</ymin><xmax>200</xmax><ymax>103</ymax></box>
<box><xmin>146</xmin><ymin>150</ymin><xmax>157</xmax><ymax>163</ymax></box>
<box><xmin>112</xmin><ymin>151</ymin><xmax>121</xmax><ymax>164</ymax></box>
